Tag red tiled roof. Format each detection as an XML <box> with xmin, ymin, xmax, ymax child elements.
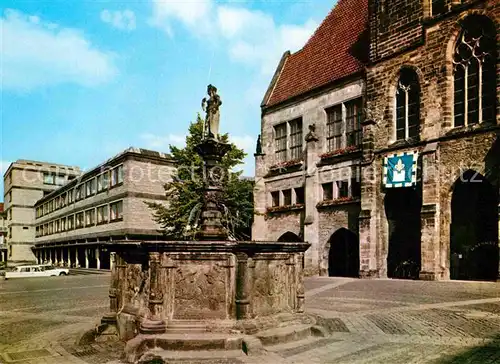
<box><xmin>0</xmin><ymin>203</ymin><xmax>3</xmax><ymax>213</ymax></box>
<box><xmin>264</xmin><ymin>0</ymin><xmax>369</xmax><ymax>107</ymax></box>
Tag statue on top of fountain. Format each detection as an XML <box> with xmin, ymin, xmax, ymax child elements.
<box><xmin>201</xmin><ymin>84</ymin><xmax>222</xmax><ymax>140</ymax></box>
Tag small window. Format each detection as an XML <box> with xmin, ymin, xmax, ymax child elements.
<box><xmin>23</xmin><ymin>227</ymin><xmax>29</xmax><ymax>230</ymax></box>
<box><xmin>322</xmin><ymin>183</ymin><xmax>333</xmax><ymax>201</ymax></box>
<box><xmin>396</xmin><ymin>68</ymin><xmax>420</xmax><ymax>140</ymax></box>
<box><xmin>326</xmin><ymin>105</ymin><xmax>343</xmax><ymax>151</ymax></box>
<box><xmin>283</xmin><ymin>189</ymin><xmax>292</xmax><ymax>206</ymax></box>
<box><xmin>55</xmin><ymin>175</ymin><xmax>65</xmax><ymax>186</ymax></box>
<box><xmin>86</xmin><ymin>178</ymin><xmax>96</xmax><ymax>197</ymax></box>
<box><xmin>110</xmin><ymin>201</ymin><xmax>123</xmax><ymax>221</ymax></box>
<box><xmin>351</xmin><ymin>178</ymin><xmax>361</xmax><ymax>198</ymax></box>
<box><xmin>345</xmin><ymin>98</ymin><xmax>362</xmax><ymax>147</ymax></box>
<box><xmin>431</xmin><ymin>0</ymin><xmax>446</xmax><ymax>16</ymax></box>
<box><xmin>274</xmin><ymin>123</ymin><xmax>287</xmax><ymax>163</ymax></box>
<box><xmin>85</xmin><ymin>209</ymin><xmax>96</xmax><ymax>227</ymax></box>
<box><xmin>117</xmin><ymin>165</ymin><xmax>124</xmax><ymax>184</ymax></box>
<box><xmin>289</xmin><ymin>118</ymin><xmax>303</xmax><ymax>160</ymax></box>
<box><xmin>295</xmin><ymin>187</ymin><xmax>305</xmax><ymax>205</ymax></box>
<box><xmin>67</xmin><ymin>215</ymin><xmax>74</xmax><ymax>230</ymax></box>
<box><xmin>97</xmin><ymin>173</ymin><xmax>110</xmax><ymax>192</ymax></box>
<box><xmin>76</xmin><ymin>212</ymin><xmax>84</xmax><ymax>228</ymax></box>
<box><xmin>97</xmin><ymin>205</ymin><xmax>109</xmax><ymax>224</ymax></box>
<box><xmin>271</xmin><ymin>191</ymin><xmax>280</xmax><ymax>207</ymax></box>
<box><xmin>43</xmin><ymin>173</ymin><xmax>55</xmax><ymax>185</ymax></box>
<box><xmin>337</xmin><ymin>181</ymin><xmax>349</xmax><ymax>198</ymax></box>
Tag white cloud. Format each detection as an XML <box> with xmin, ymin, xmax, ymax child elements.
<box><xmin>141</xmin><ymin>133</ymin><xmax>186</xmax><ymax>149</ymax></box>
<box><xmin>0</xmin><ymin>9</ymin><xmax>118</xmax><ymax>91</ymax></box>
<box><xmin>100</xmin><ymin>9</ymin><xmax>136</xmax><ymax>31</ymax></box>
<box><xmin>150</xmin><ymin>0</ymin><xmax>212</xmax><ymax>37</ymax></box>
<box><xmin>149</xmin><ymin>1</ymin><xmax>316</xmax><ymax>76</ymax></box>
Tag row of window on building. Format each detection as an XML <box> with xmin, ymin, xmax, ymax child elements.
<box><xmin>35</xmin><ymin>200</ymin><xmax>123</xmax><ymax>237</ymax></box>
<box><xmin>274</xmin><ymin>98</ymin><xmax>363</xmax><ymax>164</ymax></box>
<box><xmin>270</xmin><ymin>179</ymin><xmax>361</xmax><ymax>209</ymax></box>
<box><xmin>36</xmin><ymin>165</ymin><xmax>124</xmax><ymax>219</ymax></box>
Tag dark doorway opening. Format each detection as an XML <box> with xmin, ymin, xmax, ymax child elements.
<box><xmin>328</xmin><ymin>228</ymin><xmax>359</xmax><ymax>277</ymax></box>
<box><xmin>277</xmin><ymin>232</ymin><xmax>301</xmax><ymax>242</ymax></box>
<box><xmin>385</xmin><ymin>187</ymin><xmax>422</xmax><ymax>279</ymax></box>
<box><xmin>450</xmin><ymin>170</ymin><xmax>499</xmax><ymax>281</ymax></box>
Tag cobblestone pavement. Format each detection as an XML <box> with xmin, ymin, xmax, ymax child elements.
<box><xmin>0</xmin><ymin>275</ymin><xmax>499</xmax><ymax>363</ymax></box>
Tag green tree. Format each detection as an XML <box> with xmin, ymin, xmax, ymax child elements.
<box><xmin>146</xmin><ymin>115</ymin><xmax>254</xmax><ymax>240</ymax></box>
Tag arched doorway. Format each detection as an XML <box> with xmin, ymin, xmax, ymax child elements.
<box><xmin>384</xmin><ymin>187</ymin><xmax>422</xmax><ymax>279</ymax></box>
<box><xmin>277</xmin><ymin>232</ymin><xmax>304</xmax><ymax>268</ymax></box>
<box><xmin>450</xmin><ymin>170</ymin><xmax>499</xmax><ymax>281</ymax></box>
<box><xmin>328</xmin><ymin>228</ymin><xmax>359</xmax><ymax>277</ymax></box>
<box><xmin>277</xmin><ymin>232</ymin><xmax>301</xmax><ymax>242</ymax></box>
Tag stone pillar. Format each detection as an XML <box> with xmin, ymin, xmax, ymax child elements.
<box><xmin>359</xmin><ymin>118</ymin><xmax>383</xmax><ymax>278</ymax></box>
<box><xmin>101</xmin><ymin>251</ymin><xmax>118</xmax><ymax>325</ymax></box>
<box><xmin>96</xmin><ymin>248</ymin><xmax>101</xmax><ymax>270</ymax></box>
<box><xmin>140</xmin><ymin>252</ymin><xmax>166</xmax><ymax>334</ymax></box>
<box><xmin>420</xmin><ymin>143</ymin><xmax>441</xmax><ymax>280</ymax></box>
<box><xmin>252</xmin><ymin>148</ymin><xmax>268</xmax><ymax>241</ymax></box>
<box><xmin>60</xmin><ymin>248</ymin><xmax>64</xmax><ymax>267</ymax></box>
<box><xmin>498</xmin><ymin>204</ymin><xmax>500</xmax><ymax>281</ymax></box>
<box><xmin>75</xmin><ymin>248</ymin><xmax>79</xmax><ymax>268</ymax></box>
<box><xmin>235</xmin><ymin>253</ymin><xmax>252</xmax><ymax>319</ymax></box>
<box><xmin>295</xmin><ymin>253</ymin><xmax>305</xmax><ymax>313</ymax></box>
<box><xmin>85</xmin><ymin>248</ymin><xmax>89</xmax><ymax>269</ymax></box>
<box><xmin>304</xmin><ymin>129</ymin><xmax>320</xmax><ymax>275</ymax></box>
<box><xmin>110</xmin><ymin>252</ymin><xmax>115</xmax><ymax>271</ymax></box>
<box><xmin>68</xmin><ymin>247</ymin><xmax>72</xmax><ymax>268</ymax></box>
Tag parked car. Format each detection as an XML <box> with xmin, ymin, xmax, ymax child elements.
<box><xmin>4</xmin><ymin>264</ymin><xmax>69</xmax><ymax>279</ymax></box>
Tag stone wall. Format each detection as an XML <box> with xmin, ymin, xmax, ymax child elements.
<box><xmin>254</xmin><ymin>78</ymin><xmax>365</xmax><ymax>275</ymax></box>
<box><xmin>360</xmin><ymin>0</ymin><xmax>499</xmax><ymax>280</ymax></box>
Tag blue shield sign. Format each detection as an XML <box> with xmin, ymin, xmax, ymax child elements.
<box><xmin>383</xmin><ymin>152</ymin><xmax>418</xmax><ymax>188</ymax></box>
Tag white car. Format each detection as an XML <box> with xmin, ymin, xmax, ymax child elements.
<box><xmin>4</xmin><ymin>264</ymin><xmax>69</xmax><ymax>279</ymax></box>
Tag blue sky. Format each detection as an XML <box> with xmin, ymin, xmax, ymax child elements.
<box><xmin>1</xmin><ymin>0</ymin><xmax>335</xmax><ymax>200</ymax></box>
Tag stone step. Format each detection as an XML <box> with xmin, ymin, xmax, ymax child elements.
<box><xmin>266</xmin><ymin>336</ymin><xmax>320</xmax><ymax>353</ymax></box>
<box><xmin>138</xmin><ymin>333</ymin><xmax>243</xmax><ymax>351</ymax></box>
<box><xmin>139</xmin><ymin>348</ymin><xmax>246</xmax><ymax>361</ymax></box>
<box><xmin>265</xmin><ymin>335</ymin><xmax>337</xmax><ymax>358</ymax></box>
<box><xmin>256</xmin><ymin>324</ymin><xmax>314</xmax><ymax>346</ymax></box>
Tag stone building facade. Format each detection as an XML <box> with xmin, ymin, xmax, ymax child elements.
<box><xmin>361</xmin><ymin>0</ymin><xmax>499</xmax><ymax>281</ymax></box>
<box><xmin>32</xmin><ymin>148</ymin><xmax>176</xmax><ymax>269</ymax></box>
<box><xmin>0</xmin><ymin>203</ymin><xmax>7</xmax><ymax>263</ymax></box>
<box><xmin>253</xmin><ymin>0</ymin><xmax>499</xmax><ymax>280</ymax></box>
<box><xmin>3</xmin><ymin>160</ymin><xmax>81</xmax><ymax>262</ymax></box>
<box><xmin>253</xmin><ymin>0</ymin><xmax>368</xmax><ymax>276</ymax></box>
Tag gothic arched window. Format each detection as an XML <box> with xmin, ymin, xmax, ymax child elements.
<box><xmin>396</xmin><ymin>68</ymin><xmax>420</xmax><ymax>140</ymax></box>
<box><xmin>453</xmin><ymin>16</ymin><xmax>497</xmax><ymax>127</ymax></box>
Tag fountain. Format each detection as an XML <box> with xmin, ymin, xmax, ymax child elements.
<box><xmin>85</xmin><ymin>86</ymin><xmax>314</xmax><ymax>363</ymax></box>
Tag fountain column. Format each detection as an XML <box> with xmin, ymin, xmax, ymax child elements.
<box><xmin>139</xmin><ymin>252</ymin><xmax>167</xmax><ymax>334</ymax></box>
<box><xmin>194</xmin><ymin>137</ymin><xmax>231</xmax><ymax>241</ymax></box>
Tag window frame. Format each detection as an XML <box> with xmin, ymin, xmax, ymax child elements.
<box><xmin>453</xmin><ymin>18</ymin><xmax>496</xmax><ymax>128</ymax></box>
<box><xmin>274</xmin><ymin>123</ymin><xmax>288</xmax><ymax>164</ymax></box>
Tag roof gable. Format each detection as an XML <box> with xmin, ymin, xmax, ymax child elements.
<box><xmin>264</xmin><ymin>0</ymin><xmax>369</xmax><ymax>108</ymax></box>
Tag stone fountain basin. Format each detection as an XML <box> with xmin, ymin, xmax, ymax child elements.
<box><xmin>91</xmin><ymin>240</ymin><xmax>310</xmax><ymax>362</ymax></box>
